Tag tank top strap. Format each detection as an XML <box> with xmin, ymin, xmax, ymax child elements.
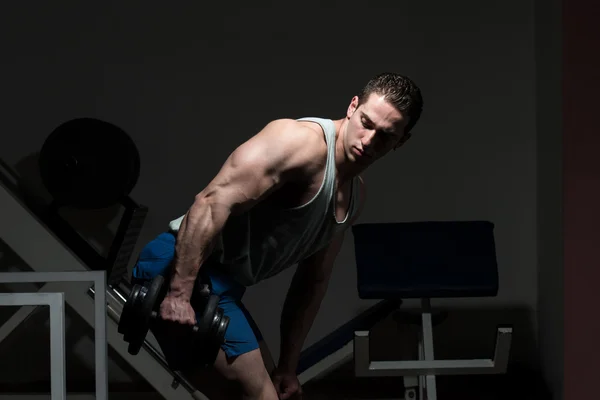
<box><xmin>297</xmin><ymin>117</ymin><xmax>337</xmax><ymax>205</ymax></box>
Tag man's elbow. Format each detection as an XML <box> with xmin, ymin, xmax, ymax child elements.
<box><xmin>312</xmin><ymin>277</ymin><xmax>331</xmax><ymax>291</ymax></box>
<box><xmin>297</xmin><ymin>265</ymin><xmax>332</xmax><ymax>287</ymax></box>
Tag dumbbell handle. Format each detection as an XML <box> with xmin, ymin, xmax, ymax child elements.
<box><xmin>150</xmin><ymin>311</ymin><xmax>200</xmax><ymax>333</ymax></box>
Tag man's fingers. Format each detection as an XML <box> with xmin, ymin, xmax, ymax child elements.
<box><xmin>280</xmin><ymin>387</ymin><xmax>302</xmax><ymax>400</ymax></box>
<box><xmin>278</xmin><ymin>386</ymin><xmax>292</xmax><ymax>399</ymax></box>
<box><xmin>272</xmin><ymin>381</ymin><xmax>282</xmax><ymax>396</ymax></box>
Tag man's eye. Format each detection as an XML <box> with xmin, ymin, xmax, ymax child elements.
<box><xmin>380</xmin><ymin>132</ymin><xmax>395</xmax><ymax>141</ymax></box>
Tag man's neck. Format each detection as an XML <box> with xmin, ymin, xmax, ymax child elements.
<box><xmin>333</xmin><ymin>117</ymin><xmax>364</xmax><ymax>186</ymax></box>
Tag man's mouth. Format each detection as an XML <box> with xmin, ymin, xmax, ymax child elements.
<box><xmin>354</xmin><ymin>147</ymin><xmax>371</xmax><ymax>158</ymax></box>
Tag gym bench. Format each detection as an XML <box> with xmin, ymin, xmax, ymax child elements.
<box><xmin>297</xmin><ymin>220</ymin><xmax>512</xmax><ymax>400</ymax></box>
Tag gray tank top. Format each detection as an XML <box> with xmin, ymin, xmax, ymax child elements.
<box><xmin>168</xmin><ymin>117</ymin><xmax>361</xmax><ymax>286</ymax></box>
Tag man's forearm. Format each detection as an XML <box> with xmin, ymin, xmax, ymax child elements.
<box><xmin>169</xmin><ymin>197</ymin><xmax>230</xmax><ymax>300</ymax></box>
<box><xmin>278</xmin><ymin>273</ymin><xmax>329</xmax><ymax>372</ymax></box>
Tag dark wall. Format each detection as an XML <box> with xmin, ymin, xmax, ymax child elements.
<box><xmin>0</xmin><ymin>0</ymin><xmax>541</xmax><ymax>391</ymax></box>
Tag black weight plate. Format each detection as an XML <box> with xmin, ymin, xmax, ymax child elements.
<box><xmin>211</xmin><ymin>308</ymin><xmax>224</xmax><ymax>336</ymax></box>
<box><xmin>126</xmin><ymin>285</ymin><xmax>147</xmax><ymax>355</ymax></box>
<box><xmin>220</xmin><ymin>315</ymin><xmax>230</xmax><ymax>341</ymax></box>
<box><xmin>39</xmin><ymin>117</ymin><xmax>140</xmax><ymax>209</ymax></box>
<box><xmin>198</xmin><ymin>294</ymin><xmax>220</xmax><ymax>336</ymax></box>
<box><xmin>129</xmin><ymin>276</ymin><xmax>163</xmax><ymax>355</ymax></box>
<box><xmin>143</xmin><ymin>275</ymin><xmax>164</xmax><ymax>318</ymax></box>
<box><xmin>118</xmin><ymin>284</ymin><xmax>141</xmax><ymax>335</ymax></box>
<box><xmin>214</xmin><ymin>312</ymin><xmax>229</xmax><ymax>343</ymax></box>
<box><xmin>128</xmin><ymin>340</ymin><xmax>144</xmax><ymax>356</ymax></box>
<box><xmin>124</xmin><ymin>284</ymin><xmax>146</xmax><ymax>345</ymax></box>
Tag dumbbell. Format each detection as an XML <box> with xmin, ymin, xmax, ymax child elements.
<box><xmin>118</xmin><ymin>274</ymin><xmax>229</xmax><ymax>366</ymax></box>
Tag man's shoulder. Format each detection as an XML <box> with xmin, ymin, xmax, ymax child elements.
<box><xmin>258</xmin><ymin>118</ymin><xmax>328</xmax><ymax>170</ymax></box>
<box><xmin>224</xmin><ymin>118</ymin><xmax>328</xmax><ymax>186</ymax></box>
<box><xmin>263</xmin><ymin>118</ymin><xmax>328</xmax><ymax>141</ymax></box>
<box><xmin>237</xmin><ymin>118</ymin><xmax>316</xmax><ymax>156</ymax></box>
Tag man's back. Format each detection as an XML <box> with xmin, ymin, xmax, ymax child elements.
<box><xmin>168</xmin><ymin>117</ymin><xmax>362</xmax><ymax>286</ymax></box>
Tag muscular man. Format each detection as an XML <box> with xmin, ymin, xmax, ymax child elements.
<box><xmin>131</xmin><ymin>72</ymin><xmax>423</xmax><ymax>399</ymax></box>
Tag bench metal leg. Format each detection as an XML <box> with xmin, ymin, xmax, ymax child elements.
<box><xmin>354</xmin><ymin>298</ymin><xmax>513</xmax><ymax>399</ymax></box>
<box><xmin>0</xmin><ymin>271</ymin><xmax>107</xmax><ymax>400</ymax></box>
<box><xmin>421</xmin><ymin>299</ymin><xmax>437</xmax><ymax>400</ymax></box>
<box><xmin>0</xmin><ymin>292</ymin><xmax>66</xmax><ymax>400</ymax></box>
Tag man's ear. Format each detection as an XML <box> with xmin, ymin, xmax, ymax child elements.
<box><xmin>346</xmin><ymin>96</ymin><xmax>359</xmax><ymax>118</ymax></box>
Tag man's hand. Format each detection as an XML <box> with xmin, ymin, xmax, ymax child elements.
<box><xmin>272</xmin><ymin>369</ymin><xmax>302</xmax><ymax>399</ymax></box>
<box><xmin>159</xmin><ymin>294</ymin><xmax>197</xmax><ymax>326</ymax></box>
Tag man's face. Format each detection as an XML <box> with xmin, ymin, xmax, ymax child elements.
<box><xmin>344</xmin><ymin>93</ymin><xmax>410</xmax><ymax>166</ymax></box>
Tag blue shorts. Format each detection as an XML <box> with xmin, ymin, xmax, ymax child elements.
<box><xmin>131</xmin><ymin>232</ymin><xmax>263</xmax><ymax>367</ymax></box>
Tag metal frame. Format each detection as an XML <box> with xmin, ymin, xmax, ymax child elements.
<box><xmin>0</xmin><ymin>292</ymin><xmax>66</xmax><ymax>400</ymax></box>
<box><xmin>0</xmin><ymin>271</ymin><xmax>107</xmax><ymax>400</ymax></box>
<box><xmin>297</xmin><ymin>341</ymin><xmax>354</xmax><ymax>385</ymax></box>
<box><xmin>354</xmin><ymin>298</ymin><xmax>513</xmax><ymax>400</ymax></box>
<box><xmin>0</xmin><ymin>177</ymin><xmax>205</xmax><ymax>400</ymax></box>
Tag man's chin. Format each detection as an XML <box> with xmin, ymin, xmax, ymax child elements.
<box><xmin>356</xmin><ymin>153</ymin><xmax>374</xmax><ymax>164</ymax></box>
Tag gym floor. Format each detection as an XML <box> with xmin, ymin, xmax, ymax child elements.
<box><xmin>0</xmin><ymin>366</ymin><xmax>550</xmax><ymax>400</ymax></box>
<box><xmin>302</xmin><ymin>373</ymin><xmax>550</xmax><ymax>399</ymax></box>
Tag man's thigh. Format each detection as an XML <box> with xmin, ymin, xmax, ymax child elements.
<box><xmin>151</xmin><ymin>304</ymin><xmax>276</xmax><ymax>399</ymax></box>
<box><xmin>158</xmin><ymin>313</ymin><xmax>276</xmax><ymax>399</ymax></box>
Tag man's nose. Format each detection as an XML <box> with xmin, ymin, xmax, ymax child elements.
<box><xmin>362</xmin><ymin>129</ymin><xmax>377</xmax><ymax>147</ymax></box>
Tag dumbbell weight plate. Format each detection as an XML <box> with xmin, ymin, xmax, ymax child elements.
<box><xmin>214</xmin><ymin>311</ymin><xmax>229</xmax><ymax>343</ymax></box>
<box><xmin>124</xmin><ymin>285</ymin><xmax>146</xmax><ymax>352</ymax></box>
<box><xmin>210</xmin><ymin>308</ymin><xmax>225</xmax><ymax>338</ymax></box>
<box><xmin>190</xmin><ymin>294</ymin><xmax>221</xmax><ymax>367</ymax></box>
<box><xmin>118</xmin><ymin>286</ymin><xmax>135</xmax><ymax>335</ymax></box>
<box><xmin>198</xmin><ymin>310</ymin><xmax>229</xmax><ymax>368</ymax></box>
<box><xmin>211</xmin><ymin>308</ymin><xmax>223</xmax><ymax>335</ymax></box>
<box><xmin>197</xmin><ymin>294</ymin><xmax>220</xmax><ymax>336</ymax></box>
<box><xmin>128</xmin><ymin>275</ymin><xmax>165</xmax><ymax>355</ymax></box>
<box><xmin>124</xmin><ymin>284</ymin><xmax>147</xmax><ymax>345</ymax></box>
<box><xmin>119</xmin><ymin>283</ymin><xmax>142</xmax><ymax>340</ymax></box>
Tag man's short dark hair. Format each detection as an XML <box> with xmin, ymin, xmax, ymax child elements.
<box><xmin>358</xmin><ymin>72</ymin><xmax>424</xmax><ymax>134</ymax></box>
